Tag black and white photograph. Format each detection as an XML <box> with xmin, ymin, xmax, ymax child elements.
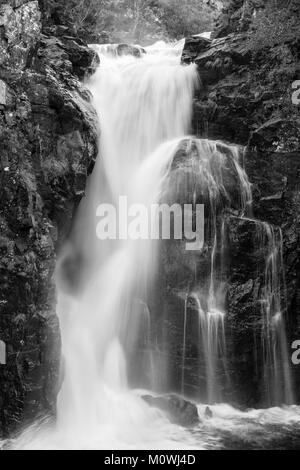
<box><xmin>0</xmin><ymin>0</ymin><xmax>300</xmax><ymax>452</ymax></box>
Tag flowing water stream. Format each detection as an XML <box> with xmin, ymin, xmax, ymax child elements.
<box><xmin>6</xmin><ymin>41</ymin><xmax>300</xmax><ymax>450</ymax></box>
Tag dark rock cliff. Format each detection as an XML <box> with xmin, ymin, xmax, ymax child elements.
<box><xmin>0</xmin><ymin>0</ymin><xmax>99</xmax><ymax>437</ymax></box>
<box><xmin>180</xmin><ymin>16</ymin><xmax>300</xmax><ymax>405</ymax></box>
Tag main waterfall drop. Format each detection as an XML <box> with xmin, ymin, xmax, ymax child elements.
<box><xmin>12</xmin><ymin>41</ymin><xmax>297</xmax><ymax>450</ymax></box>
<box><xmin>54</xmin><ymin>42</ymin><xmax>202</xmax><ymax>448</ymax></box>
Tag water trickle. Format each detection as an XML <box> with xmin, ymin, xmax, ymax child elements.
<box><xmin>165</xmin><ymin>139</ymin><xmax>252</xmax><ymax>403</ymax></box>
<box><xmin>181</xmin><ymin>293</ymin><xmax>189</xmax><ymax>395</ymax></box>
<box><xmin>192</xmin><ymin>293</ymin><xmax>226</xmax><ymax>404</ymax></box>
<box><xmin>256</xmin><ymin>222</ymin><xmax>294</xmax><ymax>406</ymax></box>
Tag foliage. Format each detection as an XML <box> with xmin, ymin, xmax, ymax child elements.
<box><xmin>157</xmin><ymin>0</ymin><xmax>214</xmax><ymax>39</ymax></box>
<box><xmin>112</xmin><ymin>0</ymin><xmax>163</xmax><ymax>42</ymax></box>
<box><xmin>40</xmin><ymin>0</ymin><xmax>117</xmax><ymax>34</ymax></box>
<box><xmin>247</xmin><ymin>0</ymin><xmax>300</xmax><ymax>51</ymax></box>
<box><xmin>41</xmin><ymin>0</ymin><xmax>214</xmax><ymax>43</ymax></box>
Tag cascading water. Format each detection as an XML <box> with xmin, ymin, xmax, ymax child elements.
<box><xmin>8</xmin><ymin>41</ymin><xmax>300</xmax><ymax>450</ymax></box>
<box><xmin>256</xmin><ymin>222</ymin><xmax>294</xmax><ymax>406</ymax></box>
<box><xmin>11</xmin><ymin>41</ymin><xmax>202</xmax><ymax>450</ymax></box>
<box><xmin>52</xmin><ymin>42</ymin><xmax>201</xmax><ymax>448</ymax></box>
<box><xmin>188</xmin><ymin>292</ymin><xmax>227</xmax><ymax>404</ymax></box>
<box><xmin>154</xmin><ymin>138</ymin><xmax>253</xmax><ymax>403</ymax></box>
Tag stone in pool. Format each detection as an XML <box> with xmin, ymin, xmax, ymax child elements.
<box><xmin>142</xmin><ymin>394</ymin><xmax>200</xmax><ymax>427</ymax></box>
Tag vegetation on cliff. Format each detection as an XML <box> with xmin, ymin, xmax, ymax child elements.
<box><xmin>247</xmin><ymin>0</ymin><xmax>300</xmax><ymax>50</ymax></box>
<box><xmin>40</xmin><ymin>0</ymin><xmax>216</xmax><ymax>43</ymax></box>
<box><xmin>215</xmin><ymin>0</ymin><xmax>300</xmax><ymax>43</ymax></box>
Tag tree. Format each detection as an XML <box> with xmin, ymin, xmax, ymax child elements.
<box><xmin>158</xmin><ymin>0</ymin><xmax>214</xmax><ymax>38</ymax></box>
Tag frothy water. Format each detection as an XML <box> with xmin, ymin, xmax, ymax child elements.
<box><xmin>5</xmin><ymin>41</ymin><xmax>299</xmax><ymax>450</ymax></box>
<box><xmin>6</xmin><ymin>403</ymin><xmax>300</xmax><ymax>450</ymax></box>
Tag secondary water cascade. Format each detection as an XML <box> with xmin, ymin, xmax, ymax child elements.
<box><xmin>257</xmin><ymin>222</ymin><xmax>294</xmax><ymax>406</ymax></box>
<box><xmin>11</xmin><ymin>40</ymin><xmax>299</xmax><ymax>450</ymax></box>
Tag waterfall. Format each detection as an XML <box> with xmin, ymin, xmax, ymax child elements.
<box><xmin>151</xmin><ymin>138</ymin><xmax>252</xmax><ymax>403</ymax></box>
<box><xmin>54</xmin><ymin>42</ymin><xmax>200</xmax><ymax>448</ymax></box>
<box><xmin>10</xmin><ymin>40</ymin><xmax>297</xmax><ymax>450</ymax></box>
<box><xmin>256</xmin><ymin>223</ymin><xmax>294</xmax><ymax>406</ymax></box>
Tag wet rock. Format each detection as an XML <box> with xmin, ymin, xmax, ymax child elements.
<box><xmin>33</xmin><ymin>35</ymin><xmax>99</xmax><ymax>81</ymax></box>
<box><xmin>205</xmin><ymin>406</ymin><xmax>213</xmax><ymax>419</ymax></box>
<box><xmin>183</xmin><ymin>33</ymin><xmax>250</xmax><ymax>86</ymax></box>
<box><xmin>116</xmin><ymin>43</ymin><xmax>146</xmax><ymax>58</ymax></box>
<box><xmin>59</xmin><ymin>38</ymin><xmax>100</xmax><ymax>80</ymax></box>
<box><xmin>180</xmin><ymin>16</ymin><xmax>300</xmax><ymax>405</ymax></box>
<box><xmin>0</xmin><ymin>1</ymin><xmax>99</xmax><ymax>437</ymax></box>
<box><xmin>181</xmin><ymin>36</ymin><xmax>211</xmax><ymax>63</ymax></box>
<box><xmin>143</xmin><ymin>394</ymin><xmax>200</xmax><ymax>427</ymax></box>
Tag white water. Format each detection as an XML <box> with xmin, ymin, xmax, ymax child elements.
<box><xmin>257</xmin><ymin>223</ymin><xmax>294</xmax><ymax>406</ymax></box>
<box><xmin>7</xmin><ymin>41</ymin><xmax>300</xmax><ymax>450</ymax></box>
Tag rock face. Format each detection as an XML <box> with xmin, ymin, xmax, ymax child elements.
<box><xmin>177</xmin><ymin>24</ymin><xmax>300</xmax><ymax>405</ymax></box>
<box><xmin>0</xmin><ymin>1</ymin><xmax>99</xmax><ymax>437</ymax></box>
<box><xmin>213</xmin><ymin>0</ymin><xmax>300</xmax><ymax>39</ymax></box>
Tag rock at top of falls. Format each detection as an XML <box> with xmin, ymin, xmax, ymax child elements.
<box><xmin>92</xmin><ymin>43</ymin><xmax>147</xmax><ymax>58</ymax></box>
<box><xmin>165</xmin><ymin>137</ymin><xmax>251</xmax><ymax>215</ymax></box>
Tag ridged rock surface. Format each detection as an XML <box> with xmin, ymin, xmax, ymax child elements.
<box><xmin>0</xmin><ymin>0</ymin><xmax>99</xmax><ymax>436</ymax></box>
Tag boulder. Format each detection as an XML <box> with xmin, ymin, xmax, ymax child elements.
<box><xmin>116</xmin><ymin>43</ymin><xmax>146</xmax><ymax>58</ymax></box>
<box><xmin>143</xmin><ymin>394</ymin><xmax>200</xmax><ymax>427</ymax></box>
